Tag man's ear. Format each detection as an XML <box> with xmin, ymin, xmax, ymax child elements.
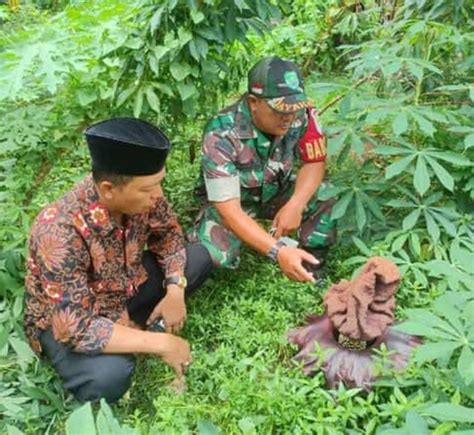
<box><xmin>247</xmin><ymin>94</ymin><xmax>259</xmax><ymax>113</ymax></box>
<box><xmin>97</xmin><ymin>180</ymin><xmax>115</xmax><ymax>200</ymax></box>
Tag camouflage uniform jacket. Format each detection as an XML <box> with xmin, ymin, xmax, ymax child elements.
<box><xmin>199</xmin><ymin>96</ymin><xmax>327</xmax><ymax>206</ymax></box>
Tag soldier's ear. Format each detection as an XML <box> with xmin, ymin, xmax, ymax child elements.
<box><xmin>247</xmin><ymin>94</ymin><xmax>258</xmax><ymax>113</ymax></box>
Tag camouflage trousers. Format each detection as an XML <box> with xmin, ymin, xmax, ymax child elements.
<box><xmin>189</xmin><ymin>181</ymin><xmax>337</xmax><ymax>268</ymax></box>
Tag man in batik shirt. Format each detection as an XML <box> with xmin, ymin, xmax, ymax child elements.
<box><xmin>24</xmin><ymin>118</ymin><xmax>212</xmax><ymax>402</ymax></box>
<box><xmin>190</xmin><ymin>56</ymin><xmax>336</xmax><ymax>282</ymax></box>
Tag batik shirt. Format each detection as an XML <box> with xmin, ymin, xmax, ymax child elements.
<box><xmin>24</xmin><ymin>175</ymin><xmax>186</xmax><ymax>354</ymax></box>
<box><xmin>200</xmin><ymin>96</ymin><xmax>327</xmax><ymax>205</ymax></box>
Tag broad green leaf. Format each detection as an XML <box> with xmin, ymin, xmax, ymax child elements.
<box><xmin>115</xmin><ymin>87</ymin><xmax>135</xmax><ymax>108</ymax></box>
<box><xmin>382</xmin><ymin>59</ymin><xmax>402</xmax><ymax>76</ymax></box>
<box><xmin>355</xmin><ymin>193</ymin><xmax>366</xmax><ymax>231</ymax></box>
<box><xmin>328</xmin><ymin>132</ymin><xmax>348</xmax><ymax>156</ymax></box>
<box><xmin>188</xmin><ymin>39</ymin><xmax>199</xmax><ymax>61</ymax></box>
<box><xmin>145</xmin><ymin>87</ymin><xmax>160</xmax><ymax>112</ymax></box>
<box><xmin>366</xmin><ymin>107</ymin><xmax>392</xmax><ymax>124</ymax></box>
<box><xmin>405</xmin><ymin>411</ymin><xmax>429</xmax><ymax>435</ymax></box>
<box><xmin>0</xmin><ymin>324</ymin><xmax>10</xmax><ymax>351</ymax></box>
<box><xmin>234</xmin><ymin>0</ymin><xmax>249</xmax><ymax>11</ymax></box>
<box><xmin>422</xmin><ymin>403</ymin><xmax>474</xmax><ymax>423</ymax></box>
<box><xmin>393</xmin><ymin>321</ymin><xmax>434</xmax><ymax>337</ymax></box>
<box><xmin>352</xmin><ymin>236</ymin><xmax>371</xmax><ymax>256</ymax></box>
<box><xmin>412</xmin><ymin>266</ymin><xmax>428</xmax><ymax>286</ymax></box>
<box><xmin>150</xmin><ymin>8</ymin><xmax>164</xmax><ymax>33</ymax></box>
<box><xmin>168</xmin><ymin>0</ymin><xmax>178</xmax><ymax>11</ymax></box>
<box><xmin>96</xmin><ymin>400</ymin><xmax>123</xmax><ymax>435</ymax></box>
<box><xmin>386</xmin><ymin>199</ymin><xmax>414</xmax><ymax>208</ymax></box>
<box><xmin>430</xmin><ymin>151</ymin><xmax>472</xmax><ymax>166</ymax></box>
<box><xmin>190</xmin><ymin>10</ymin><xmax>205</xmax><ymax>24</ymax></box>
<box><xmin>6</xmin><ymin>426</ymin><xmax>24</xmax><ymax>435</ymax></box>
<box><xmin>402</xmin><ymin>208</ymin><xmax>421</xmax><ymax>230</ymax></box>
<box><xmin>9</xmin><ymin>337</ymin><xmax>35</xmax><ymax>366</ymax></box>
<box><xmin>65</xmin><ymin>402</ymin><xmax>97</xmax><ymax>435</ymax></box>
<box><xmin>409</xmin><ymin>232</ymin><xmax>421</xmax><ymax>257</ymax></box>
<box><xmin>392</xmin><ymin>111</ymin><xmax>408</xmax><ymax>136</ymax></box>
<box><xmin>351</xmin><ymin>133</ymin><xmax>365</xmax><ymax>155</ymax></box>
<box><xmin>434</xmin><ymin>294</ymin><xmax>465</xmax><ymax>334</ymax></box>
<box><xmin>176</xmin><ymin>82</ymin><xmax>197</xmax><ymax>101</ymax></box>
<box><xmin>178</xmin><ymin>27</ymin><xmax>192</xmax><ymax>47</ymax></box>
<box><xmin>458</xmin><ymin>346</ymin><xmax>474</xmax><ymax>386</ymax></box>
<box><xmin>414</xmin><ymin>156</ymin><xmax>430</xmax><ymax>195</ymax></box>
<box><xmin>392</xmin><ymin>234</ymin><xmax>408</xmax><ymax>252</ymax></box>
<box><xmin>386</xmin><ymin>155</ymin><xmax>415</xmax><ymax>179</ymax></box>
<box><xmin>76</xmin><ymin>89</ymin><xmax>97</xmax><ymax>107</ymax></box>
<box><xmin>375</xmin><ymin>145</ymin><xmax>411</xmax><ymax>156</ymax></box>
<box><xmin>431</xmin><ymin>211</ymin><xmax>456</xmax><ymax>237</ymax></box>
<box><xmin>465</xmin><ymin>134</ymin><xmax>474</xmax><ymax>149</ymax></box>
<box><xmin>407</xmin><ymin>62</ymin><xmax>423</xmax><ymax>81</ymax></box>
<box><xmin>339</xmin><ymin>94</ymin><xmax>351</xmax><ymax>115</ymax></box>
<box><xmin>197</xmin><ymin>419</ymin><xmax>220</xmax><ymax>435</ymax></box>
<box><xmin>148</xmin><ymin>54</ymin><xmax>159</xmax><ymax>74</ymax></box>
<box><xmin>414</xmin><ymin>342</ymin><xmax>460</xmax><ymax>364</ymax></box>
<box><xmin>424</xmin><ymin>211</ymin><xmax>440</xmax><ymax>242</ymax></box>
<box><xmin>411</xmin><ymin>111</ymin><xmax>435</xmax><ymax>137</ymax></box>
<box><xmin>133</xmin><ymin>88</ymin><xmax>144</xmax><ymax>118</ymax></box>
<box><xmin>425</xmin><ymin>156</ymin><xmax>454</xmax><ymax>191</ymax></box>
<box><xmin>403</xmin><ymin>309</ymin><xmax>460</xmax><ymax>338</ymax></box>
<box><xmin>463</xmin><ymin>301</ymin><xmax>474</xmax><ymax>327</ymax></box>
<box><xmin>359</xmin><ymin>191</ymin><xmax>385</xmax><ymax>221</ymax></box>
<box><xmin>170</xmin><ymin>62</ymin><xmax>191</xmax><ymax>81</ymax></box>
<box><xmin>194</xmin><ymin>37</ymin><xmax>209</xmax><ymax>58</ymax></box>
<box><xmin>238</xmin><ymin>417</ymin><xmax>256</xmax><ymax>433</ymax></box>
<box><xmin>153</xmin><ymin>82</ymin><xmax>174</xmax><ymax>97</ymax></box>
<box><xmin>152</xmin><ymin>46</ymin><xmax>170</xmax><ymax>61</ymax></box>
<box><xmin>124</xmin><ymin>37</ymin><xmax>143</xmax><ymax>50</ymax></box>
<box><xmin>331</xmin><ymin>191</ymin><xmax>354</xmax><ymax>220</ymax></box>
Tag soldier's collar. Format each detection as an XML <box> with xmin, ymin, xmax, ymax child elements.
<box><xmin>233</xmin><ymin>98</ymin><xmax>258</xmax><ymax>140</ymax></box>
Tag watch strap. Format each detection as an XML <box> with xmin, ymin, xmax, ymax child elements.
<box><xmin>266</xmin><ymin>240</ymin><xmax>286</xmax><ymax>263</ymax></box>
<box><xmin>163</xmin><ymin>275</ymin><xmax>187</xmax><ymax>289</ymax></box>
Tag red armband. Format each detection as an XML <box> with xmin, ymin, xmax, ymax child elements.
<box><xmin>298</xmin><ymin>107</ymin><xmax>327</xmax><ymax>163</ymax></box>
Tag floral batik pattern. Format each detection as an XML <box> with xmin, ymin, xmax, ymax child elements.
<box><xmin>24</xmin><ymin>175</ymin><xmax>186</xmax><ymax>354</ymax></box>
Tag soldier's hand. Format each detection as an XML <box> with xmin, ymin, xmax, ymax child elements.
<box><xmin>147</xmin><ymin>286</ymin><xmax>187</xmax><ymax>333</ymax></box>
<box><xmin>156</xmin><ymin>333</ymin><xmax>192</xmax><ymax>378</ymax></box>
<box><xmin>272</xmin><ymin>202</ymin><xmax>303</xmax><ymax>239</ymax></box>
<box><xmin>277</xmin><ymin>246</ymin><xmax>318</xmax><ymax>282</ymax></box>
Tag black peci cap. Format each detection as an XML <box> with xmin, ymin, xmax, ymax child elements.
<box><xmin>85</xmin><ymin>118</ymin><xmax>171</xmax><ymax>176</ymax></box>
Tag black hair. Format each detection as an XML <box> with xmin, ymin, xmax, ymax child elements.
<box><xmin>91</xmin><ymin>167</ymin><xmax>133</xmax><ymax>186</ymax></box>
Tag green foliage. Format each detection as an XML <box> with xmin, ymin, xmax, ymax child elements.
<box><xmin>109</xmin><ymin>0</ymin><xmax>279</xmax><ymax>121</ymax></box>
<box><xmin>395</xmin><ymin>291</ymin><xmax>474</xmax><ymax>388</ymax></box>
<box><xmin>65</xmin><ymin>400</ymin><xmax>137</xmax><ymax>435</ymax></box>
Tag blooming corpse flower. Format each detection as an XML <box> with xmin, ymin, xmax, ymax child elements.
<box><xmin>288</xmin><ymin>257</ymin><xmax>422</xmax><ymax>390</ymax></box>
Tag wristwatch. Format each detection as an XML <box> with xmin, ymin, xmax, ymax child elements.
<box><xmin>164</xmin><ymin>275</ymin><xmax>187</xmax><ymax>289</ymax></box>
<box><xmin>266</xmin><ymin>240</ymin><xmax>286</xmax><ymax>263</ymax></box>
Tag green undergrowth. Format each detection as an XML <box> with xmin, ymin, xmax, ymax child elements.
<box><xmin>25</xmin><ymin>144</ymin><xmax>470</xmax><ymax>434</ymax></box>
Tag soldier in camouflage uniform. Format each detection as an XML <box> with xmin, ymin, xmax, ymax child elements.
<box><xmin>190</xmin><ymin>56</ymin><xmax>336</xmax><ymax>282</ymax></box>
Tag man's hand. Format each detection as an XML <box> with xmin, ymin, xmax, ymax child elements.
<box><xmin>272</xmin><ymin>201</ymin><xmax>304</xmax><ymax>239</ymax></box>
<box><xmin>104</xmin><ymin>324</ymin><xmax>192</xmax><ymax>379</ymax></box>
<box><xmin>157</xmin><ymin>333</ymin><xmax>192</xmax><ymax>379</ymax></box>
<box><xmin>277</xmin><ymin>245</ymin><xmax>319</xmax><ymax>282</ymax></box>
<box><xmin>147</xmin><ymin>285</ymin><xmax>186</xmax><ymax>333</ymax></box>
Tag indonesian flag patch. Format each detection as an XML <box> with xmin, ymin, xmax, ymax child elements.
<box><xmin>251</xmin><ymin>82</ymin><xmax>264</xmax><ymax>95</ymax></box>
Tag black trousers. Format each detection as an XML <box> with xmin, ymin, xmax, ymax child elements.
<box><xmin>39</xmin><ymin>244</ymin><xmax>212</xmax><ymax>403</ymax></box>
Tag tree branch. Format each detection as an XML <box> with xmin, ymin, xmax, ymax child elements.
<box><xmin>318</xmin><ymin>75</ymin><xmax>375</xmax><ymax>116</ymax></box>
